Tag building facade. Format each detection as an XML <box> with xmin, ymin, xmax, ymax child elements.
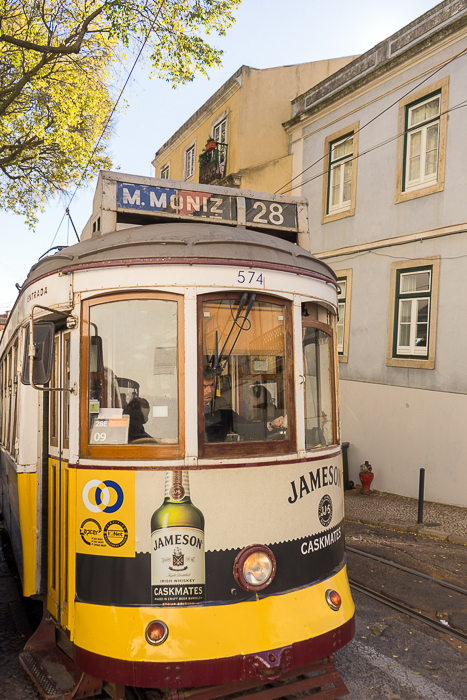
<box><xmin>283</xmin><ymin>0</ymin><xmax>467</xmax><ymax>506</ymax></box>
<box><xmin>0</xmin><ymin>313</ymin><xmax>8</xmax><ymax>336</ymax></box>
<box><xmin>152</xmin><ymin>59</ymin><xmax>356</xmax><ymax>194</ymax></box>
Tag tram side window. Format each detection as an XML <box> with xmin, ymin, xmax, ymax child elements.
<box><xmin>10</xmin><ymin>340</ymin><xmax>18</xmax><ymax>453</ymax></box>
<box><xmin>0</xmin><ymin>340</ymin><xmax>20</xmax><ymax>455</ymax></box>
<box><xmin>85</xmin><ymin>297</ymin><xmax>179</xmax><ymax>449</ymax></box>
<box><xmin>63</xmin><ymin>334</ymin><xmax>71</xmax><ymax>449</ymax></box>
<box><xmin>303</xmin><ymin>323</ymin><xmax>336</xmax><ymax>449</ymax></box>
<box><xmin>50</xmin><ymin>336</ymin><xmax>59</xmax><ymax>447</ymax></box>
<box><xmin>1</xmin><ymin>357</ymin><xmax>7</xmax><ymax>446</ymax></box>
<box><xmin>1</xmin><ymin>355</ymin><xmax>8</xmax><ymax>447</ymax></box>
<box><xmin>4</xmin><ymin>353</ymin><xmax>11</xmax><ymax>448</ymax></box>
<box><xmin>49</xmin><ymin>333</ymin><xmax>71</xmax><ymax>450</ymax></box>
<box><xmin>200</xmin><ymin>294</ymin><xmax>294</xmax><ymax>455</ymax></box>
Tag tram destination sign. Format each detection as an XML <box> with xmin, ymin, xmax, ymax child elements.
<box><xmin>117</xmin><ymin>182</ymin><xmax>237</xmax><ymax>223</ymax></box>
<box><xmin>115</xmin><ymin>182</ymin><xmax>298</xmax><ymax>231</ymax></box>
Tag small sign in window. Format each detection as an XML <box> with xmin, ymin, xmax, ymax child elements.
<box><xmin>90</xmin><ymin>414</ymin><xmax>129</xmax><ymax>444</ymax></box>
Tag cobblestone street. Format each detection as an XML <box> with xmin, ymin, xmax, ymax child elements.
<box><xmin>0</xmin><ymin>521</ymin><xmax>40</xmax><ymax>700</ymax></box>
<box><xmin>345</xmin><ymin>488</ymin><xmax>467</xmax><ymax>544</ymax></box>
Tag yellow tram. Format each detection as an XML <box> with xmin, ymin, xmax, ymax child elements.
<box><xmin>0</xmin><ymin>173</ymin><xmax>355</xmax><ymax>699</ymax></box>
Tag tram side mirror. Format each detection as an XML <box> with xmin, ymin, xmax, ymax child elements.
<box><xmin>21</xmin><ymin>322</ymin><xmax>55</xmax><ymax>386</ymax></box>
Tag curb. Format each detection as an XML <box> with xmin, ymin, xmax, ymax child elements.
<box><xmin>345</xmin><ymin>517</ymin><xmax>467</xmax><ymax>546</ymax></box>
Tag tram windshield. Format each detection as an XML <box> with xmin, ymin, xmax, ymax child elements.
<box><xmin>303</xmin><ymin>326</ymin><xmax>335</xmax><ymax>448</ymax></box>
<box><xmin>87</xmin><ymin>298</ymin><xmax>179</xmax><ymax>446</ymax></box>
<box><xmin>201</xmin><ymin>295</ymin><xmax>292</xmax><ymax>452</ymax></box>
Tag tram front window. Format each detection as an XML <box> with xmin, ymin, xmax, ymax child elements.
<box><xmin>87</xmin><ymin>298</ymin><xmax>179</xmax><ymax>446</ymax></box>
<box><xmin>303</xmin><ymin>326</ymin><xmax>335</xmax><ymax>449</ymax></box>
<box><xmin>201</xmin><ymin>295</ymin><xmax>293</xmax><ymax>453</ymax></box>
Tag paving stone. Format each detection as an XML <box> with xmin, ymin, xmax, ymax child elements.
<box><xmin>0</xmin><ymin>524</ymin><xmax>41</xmax><ymax>700</ymax></box>
<box><xmin>345</xmin><ymin>488</ymin><xmax>467</xmax><ymax>544</ymax></box>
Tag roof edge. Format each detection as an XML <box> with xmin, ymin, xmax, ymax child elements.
<box><xmin>285</xmin><ymin>0</ymin><xmax>467</xmax><ymax>127</ymax></box>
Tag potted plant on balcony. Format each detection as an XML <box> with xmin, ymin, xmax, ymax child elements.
<box><xmin>198</xmin><ymin>149</ymin><xmax>210</xmax><ymax>168</ymax></box>
<box><xmin>205</xmin><ymin>136</ymin><xmax>217</xmax><ymax>151</ymax></box>
<box><xmin>199</xmin><ymin>147</ymin><xmax>219</xmax><ymax>167</ymax></box>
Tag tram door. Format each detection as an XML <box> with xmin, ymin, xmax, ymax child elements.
<box><xmin>47</xmin><ymin>330</ymin><xmax>71</xmax><ymax>629</ymax></box>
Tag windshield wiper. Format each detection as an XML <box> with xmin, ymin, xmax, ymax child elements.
<box><xmin>213</xmin><ymin>293</ymin><xmax>256</xmax><ymax>376</ymax></box>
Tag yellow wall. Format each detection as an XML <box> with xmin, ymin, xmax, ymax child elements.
<box><xmin>238</xmin><ymin>155</ymin><xmax>292</xmax><ymax>194</ymax></box>
<box><xmin>153</xmin><ymin>58</ymin><xmax>358</xmax><ymax>194</ymax></box>
<box><xmin>238</xmin><ymin>60</ymin><xmax>356</xmax><ymax>174</ymax></box>
<box><xmin>154</xmin><ymin>85</ymin><xmax>242</xmax><ymax>183</ymax></box>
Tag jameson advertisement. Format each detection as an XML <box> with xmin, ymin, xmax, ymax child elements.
<box><xmin>150</xmin><ymin>471</ymin><xmax>205</xmax><ymax>605</ymax></box>
<box><xmin>75</xmin><ymin>461</ymin><xmax>345</xmax><ymax>607</ymax></box>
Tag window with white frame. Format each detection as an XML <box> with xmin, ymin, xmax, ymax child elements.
<box><xmin>404</xmin><ymin>93</ymin><xmax>440</xmax><ymax>192</ymax></box>
<box><xmin>337</xmin><ymin>279</ymin><xmax>347</xmax><ymax>354</ymax></box>
<box><xmin>185</xmin><ymin>145</ymin><xmax>195</xmax><ymax>179</ymax></box>
<box><xmin>160</xmin><ymin>164</ymin><xmax>170</xmax><ymax>179</ymax></box>
<box><xmin>395</xmin><ymin>78</ymin><xmax>448</xmax><ymax>204</ymax></box>
<box><xmin>335</xmin><ymin>269</ymin><xmax>352</xmax><ymax>363</ymax></box>
<box><xmin>328</xmin><ymin>133</ymin><xmax>353</xmax><ymax>214</ymax></box>
<box><xmin>213</xmin><ymin>118</ymin><xmax>227</xmax><ymax>166</ymax></box>
<box><xmin>394</xmin><ymin>267</ymin><xmax>432</xmax><ymax>357</ymax></box>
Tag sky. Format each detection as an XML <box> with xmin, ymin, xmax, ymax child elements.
<box><xmin>0</xmin><ymin>0</ymin><xmax>441</xmax><ymax>313</ymax></box>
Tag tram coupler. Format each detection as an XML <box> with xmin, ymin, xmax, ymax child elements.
<box><xmin>244</xmin><ymin>645</ymin><xmax>293</xmax><ymax>681</ymax></box>
<box><xmin>163</xmin><ymin>656</ymin><xmax>348</xmax><ymax>700</ymax></box>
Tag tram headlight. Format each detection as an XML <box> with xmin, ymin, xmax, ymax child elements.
<box><xmin>234</xmin><ymin>544</ymin><xmax>276</xmax><ymax>592</ymax></box>
<box><xmin>325</xmin><ymin>589</ymin><xmax>342</xmax><ymax>611</ymax></box>
<box><xmin>145</xmin><ymin>620</ymin><xmax>169</xmax><ymax>645</ymax></box>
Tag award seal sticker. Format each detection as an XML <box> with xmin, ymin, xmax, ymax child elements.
<box><xmin>103</xmin><ymin>520</ymin><xmax>129</xmax><ymax>548</ymax></box>
<box><xmin>318</xmin><ymin>494</ymin><xmax>333</xmax><ymax>527</ymax></box>
<box><xmin>79</xmin><ymin>519</ymin><xmax>102</xmax><ymax>546</ymax></box>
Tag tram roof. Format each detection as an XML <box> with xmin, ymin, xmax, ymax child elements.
<box><xmin>24</xmin><ymin>222</ymin><xmax>337</xmax><ymax>288</ymax></box>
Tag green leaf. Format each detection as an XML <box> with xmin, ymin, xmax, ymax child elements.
<box><xmin>0</xmin><ymin>0</ymin><xmax>240</xmax><ymax>223</ymax></box>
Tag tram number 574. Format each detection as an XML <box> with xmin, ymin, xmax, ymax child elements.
<box><xmin>236</xmin><ymin>270</ymin><xmax>264</xmax><ymax>287</ymax></box>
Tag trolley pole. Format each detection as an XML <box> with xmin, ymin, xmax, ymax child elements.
<box><xmin>417</xmin><ymin>468</ymin><xmax>425</xmax><ymax>524</ymax></box>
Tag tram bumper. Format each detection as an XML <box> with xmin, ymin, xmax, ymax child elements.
<box><xmin>73</xmin><ymin>615</ymin><xmax>355</xmax><ymax>688</ymax></box>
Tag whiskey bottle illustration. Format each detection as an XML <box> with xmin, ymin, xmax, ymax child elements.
<box><xmin>151</xmin><ymin>470</ymin><xmax>205</xmax><ymax>605</ymax></box>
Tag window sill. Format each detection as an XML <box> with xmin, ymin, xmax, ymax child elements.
<box><xmin>387</xmin><ymin>356</ymin><xmax>434</xmax><ymax>369</ymax></box>
<box><xmin>322</xmin><ymin>206</ymin><xmax>355</xmax><ymax>224</ymax></box>
<box><xmin>395</xmin><ymin>179</ymin><xmax>443</xmax><ymax>204</ymax></box>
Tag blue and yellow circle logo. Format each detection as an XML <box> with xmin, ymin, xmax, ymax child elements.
<box><xmin>82</xmin><ymin>479</ymin><xmax>124</xmax><ymax>514</ymax></box>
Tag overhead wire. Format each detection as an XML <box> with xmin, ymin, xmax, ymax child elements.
<box><xmin>275</xmin><ymin>43</ymin><xmax>467</xmax><ymax>195</ymax></box>
<box><xmin>321</xmin><ymin>245</ymin><xmax>467</xmax><ymax>263</ymax></box>
<box><xmin>49</xmin><ymin>1</ymin><xmax>166</xmax><ymax>248</ymax></box>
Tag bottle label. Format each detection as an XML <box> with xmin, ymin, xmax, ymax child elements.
<box><xmin>151</xmin><ymin>526</ymin><xmax>205</xmax><ymax>605</ymax></box>
<box><xmin>165</xmin><ymin>470</ymin><xmax>190</xmax><ymax>500</ymax></box>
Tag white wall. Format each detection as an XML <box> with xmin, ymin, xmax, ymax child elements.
<box><xmin>340</xmin><ymin>379</ymin><xmax>467</xmax><ymax>507</ymax></box>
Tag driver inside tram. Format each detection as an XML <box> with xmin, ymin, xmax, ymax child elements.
<box><xmin>123</xmin><ymin>396</ymin><xmax>152</xmax><ymax>442</ymax></box>
<box><xmin>203</xmin><ymin>368</ymin><xmax>284</xmax><ymax>443</ymax></box>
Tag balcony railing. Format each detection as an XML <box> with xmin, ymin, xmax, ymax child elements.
<box><xmin>198</xmin><ymin>143</ymin><xmax>228</xmax><ymax>185</ymax></box>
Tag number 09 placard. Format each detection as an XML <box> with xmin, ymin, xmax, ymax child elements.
<box><xmin>90</xmin><ymin>416</ymin><xmax>130</xmax><ymax>444</ymax></box>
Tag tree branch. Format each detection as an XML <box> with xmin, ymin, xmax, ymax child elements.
<box><xmin>0</xmin><ymin>4</ymin><xmax>111</xmax><ymax>55</ymax></box>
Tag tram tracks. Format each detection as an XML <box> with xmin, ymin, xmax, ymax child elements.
<box><xmin>347</xmin><ymin>545</ymin><xmax>467</xmax><ymax>644</ymax></box>
<box><xmin>347</xmin><ymin>546</ymin><xmax>467</xmax><ymax>596</ymax></box>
